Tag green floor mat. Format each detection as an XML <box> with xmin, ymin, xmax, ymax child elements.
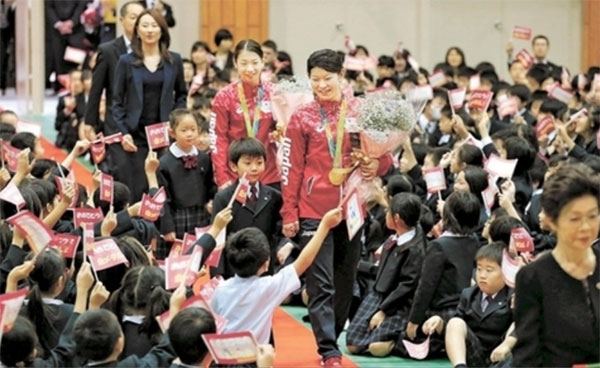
<box><xmin>282</xmin><ymin>305</ymin><xmax>452</xmax><ymax>368</ymax></box>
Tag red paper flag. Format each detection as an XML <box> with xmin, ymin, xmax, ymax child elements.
<box><xmin>88</xmin><ymin>238</ymin><xmax>129</xmax><ymax>271</ymax></box>
<box><xmin>153</xmin><ymin>186</ymin><xmax>167</xmax><ymax>204</ymax></box>
<box><xmin>428</xmin><ymin>71</ymin><xmax>446</xmax><ymax>88</ymax></box>
<box><xmin>145</xmin><ymin>122</ymin><xmax>170</xmax><ymax>150</ymax></box>
<box><xmin>165</xmin><ymin>247</ymin><xmax>203</xmax><ymax>289</ymax></box>
<box><xmin>182</xmin><ymin>233</ymin><xmax>197</xmax><ymax>255</ymax></box>
<box><xmin>498</xmin><ymin>96</ymin><xmax>519</xmax><ymax>119</ymax></box>
<box><xmin>0</xmin><ymin>182</ymin><xmax>25</xmax><ymax>209</ymax></box>
<box><xmin>469</xmin><ymin>74</ymin><xmax>481</xmax><ymax>91</ymax></box>
<box><xmin>515</xmin><ymin>49</ymin><xmax>534</xmax><ymax>69</ymax></box>
<box><xmin>535</xmin><ymin>115</ymin><xmax>556</xmax><ymax>138</ymax></box>
<box><xmin>72</xmin><ymin>207</ymin><xmax>104</xmax><ymax>228</ymax></box>
<box><xmin>484</xmin><ymin>154</ymin><xmax>518</xmax><ymax>179</ymax></box>
<box><xmin>1</xmin><ymin>141</ymin><xmax>20</xmax><ymax>172</ymax></box>
<box><xmin>90</xmin><ymin>133</ymin><xmax>106</xmax><ymax>164</ymax></box>
<box><xmin>49</xmin><ymin>233</ymin><xmax>81</xmax><ymax>259</ymax></box>
<box><xmin>6</xmin><ymin>211</ymin><xmax>53</xmax><ymax>254</ymax></box>
<box><xmin>204</xmin><ymin>247</ymin><xmax>223</xmax><ymax>268</ymax></box>
<box><xmin>196</xmin><ymin>276</ymin><xmax>224</xmax><ymax>302</ymax></box>
<box><xmin>501</xmin><ymin>249</ymin><xmax>520</xmax><ymax>288</ymax></box>
<box><xmin>0</xmin><ymin>288</ymin><xmax>29</xmax><ymax>333</ymax></box>
<box><xmin>423</xmin><ymin>167</ymin><xmax>447</xmax><ymax>194</ymax></box>
<box><xmin>406</xmin><ymin>85</ymin><xmax>433</xmax><ymax>102</ymax></box>
<box><xmin>512</xmin><ymin>25</ymin><xmax>532</xmax><ymax>40</ymax></box>
<box><xmin>64</xmin><ymin>46</ymin><xmax>87</xmax><ymax>64</ymax></box>
<box><xmin>510</xmin><ymin>227</ymin><xmax>534</xmax><ymax>253</ymax></box>
<box><xmin>54</xmin><ymin>174</ymin><xmax>79</xmax><ymax>210</ymax></box>
<box><xmin>202</xmin><ymin>331</ymin><xmax>258</xmax><ymax>366</ymax></box>
<box><xmin>548</xmin><ymin>84</ymin><xmax>574</xmax><ymax>104</ymax></box>
<box><xmin>140</xmin><ymin>193</ymin><xmax>164</xmax><ymax>221</ymax></box>
<box><xmin>468</xmin><ymin>90</ymin><xmax>493</xmax><ymax>112</ymax></box>
<box><xmin>103</xmin><ymin>132</ymin><xmax>124</xmax><ymax>144</ymax></box>
<box><xmin>82</xmin><ymin>222</ymin><xmax>94</xmax><ymax>258</ymax></box>
<box><xmin>99</xmin><ymin>173</ymin><xmax>114</xmax><ymax>205</ymax></box>
<box><xmin>448</xmin><ymin>87</ymin><xmax>467</xmax><ymax>111</ymax></box>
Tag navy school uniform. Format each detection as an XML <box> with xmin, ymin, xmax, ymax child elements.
<box><xmin>346</xmin><ymin>226</ymin><xmax>426</xmax><ymax>350</ymax></box>
<box><xmin>157</xmin><ymin>144</ymin><xmax>215</xmax><ymax>240</ymax></box>
<box><xmin>455</xmin><ymin>285</ymin><xmax>513</xmax><ymax>367</ymax></box>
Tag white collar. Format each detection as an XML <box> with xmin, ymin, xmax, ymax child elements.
<box><xmin>441</xmin><ymin>231</ymin><xmax>462</xmax><ymax>238</ymax></box>
<box><xmin>169</xmin><ymin>143</ymin><xmax>198</xmax><ymax>158</ymax></box>
<box><xmin>396</xmin><ymin>228</ymin><xmax>416</xmax><ymax>246</ymax></box>
<box><xmin>123</xmin><ymin>35</ymin><xmax>132</xmax><ymax>53</ymax></box>
<box><xmin>24</xmin><ymin>297</ymin><xmax>64</xmax><ymax>306</ymax></box>
<box><xmin>122</xmin><ymin>315</ymin><xmax>145</xmax><ymax>324</ymax></box>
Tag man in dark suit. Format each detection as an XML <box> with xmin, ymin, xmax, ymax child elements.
<box><xmin>45</xmin><ymin>0</ymin><xmax>88</xmax><ymax>89</ymax></box>
<box><xmin>138</xmin><ymin>0</ymin><xmax>175</xmax><ymax>27</ymax></box>
<box><xmin>0</xmin><ymin>0</ymin><xmax>15</xmax><ymax>95</ymax></box>
<box><xmin>83</xmin><ymin>1</ymin><xmax>144</xmax><ymax>179</ymax></box>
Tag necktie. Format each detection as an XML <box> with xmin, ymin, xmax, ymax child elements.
<box><xmin>247</xmin><ymin>185</ymin><xmax>258</xmax><ymax>209</ymax></box>
<box><xmin>182</xmin><ymin>155</ymin><xmax>198</xmax><ymax>169</ymax></box>
<box><xmin>383</xmin><ymin>236</ymin><xmax>396</xmax><ymax>251</ymax></box>
<box><xmin>481</xmin><ymin>295</ymin><xmax>493</xmax><ymax>312</ymax></box>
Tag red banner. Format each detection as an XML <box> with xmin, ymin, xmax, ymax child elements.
<box><xmin>88</xmin><ymin>238</ymin><xmax>129</xmax><ymax>271</ymax></box>
<box><xmin>49</xmin><ymin>233</ymin><xmax>81</xmax><ymax>259</ymax></box>
<box><xmin>73</xmin><ymin>207</ymin><xmax>104</xmax><ymax>228</ymax></box>
<box><xmin>145</xmin><ymin>122</ymin><xmax>170</xmax><ymax>150</ymax></box>
<box><xmin>99</xmin><ymin>173</ymin><xmax>114</xmax><ymax>204</ymax></box>
<box><xmin>468</xmin><ymin>90</ymin><xmax>493</xmax><ymax>112</ymax></box>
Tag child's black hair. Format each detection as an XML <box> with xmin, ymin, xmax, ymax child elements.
<box><xmin>462</xmin><ymin>165</ymin><xmax>489</xmax><ymax>198</ymax></box>
<box><xmin>427</xmin><ymin>147</ymin><xmax>451</xmax><ymax>166</ymax></box>
<box><xmin>457</xmin><ymin>144</ymin><xmax>483</xmax><ymax>168</ymax></box>
<box><xmin>526</xmin><ymin>64</ymin><xmax>551</xmax><ymax>86</ymax></box>
<box><xmin>475</xmin><ymin>62</ymin><xmax>496</xmax><ymax>74</ymax></box>
<box><xmin>226</xmin><ymin>227</ymin><xmax>270</xmax><ymax>277</ymax></box>
<box><xmin>169</xmin><ymin>108</ymin><xmax>200</xmax><ymax>130</ymax></box>
<box><xmin>93</xmin><ymin>181</ymin><xmax>131</xmax><ymax>215</ymax></box>
<box><xmin>73</xmin><ymin>309</ymin><xmax>123</xmax><ymax>361</ymax></box>
<box><xmin>389</xmin><ymin>192</ymin><xmax>422</xmax><ymax>228</ymax></box>
<box><xmin>0</xmin><ymin>316</ymin><xmax>37</xmax><ymax>366</ymax></box>
<box><xmin>10</xmin><ymin>132</ymin><xmax>36</xmax><ymax>152</ymax></box>
<box><xmin>419</xmin><ymin>205</ymin><xmax>435</xmax><ymax>235</ymax></box>
<box><xmin>228</xmin><ymin>137</ymin><xmax>267</xmax><ymax>164</ymax></box>
<box><xmin>386</xmin><ymin>174</ymin><xmax>414</xmax><ymax>197</ymax></box>
<box><xmin>234</xmin><ymin>39</ymin><xmax>263</xmax><ymax>61</ymax></box>
<box><xmin>509</xmin><ymin>84</ymin><xmax>531</xmax><ymax>104</ymax></box>
<box><xmin>307</xmin><ymin>49</ymin><xmax>344</xmax><ymax>74</ymax></box>
<box><xmin>480</xmin><ymin>70</ymin><xmax>499</xmax><ymax>87</ymax></box>
<box><xmin>442</xmin><ymin>191</ymin><xmax>481</xmax><ymax>235</ymax></box>
<box><xmin>411</xmin><ymin>143</ymin><xmax>428</xmax><ymax>165</ymax></box>
<box><xmin>168</xmin><ymin>307</ymin><xmax>216</xmax><ymax>365</ymax></box>
<box><xmin>475</xmin><ymin>242</ymin><xmax>504</xmax><ymax>265</ymax></box>
<box><xmin>377</xmin><ymin>55</ymin><xmax>395</xmax><ymax>69</ymax></box>
<box><xmin>25</xmin><ymin>179</ymin><xmax>58</xmax><ymax>211</ymax></box>
<box><xmin>539</xmin><ymin>99</ymin><xmax>568</xmax><ymax>120</ymax></box>
<box><xmin>26</xmin><ymin>248</ymin><xmax>66</xmax><ymax>356</ymax></box>
<box><xmin>488</xmin><ymin>216</ymin><xmax>524</xmax><ymax>246</ymax></box>
<box><xmin>31</xmin><ymin>159</ymin><xmax>58</xmax><ymax>179</ymax></box>
<box><xmin>214</xmin><ymin>28</ymin><xmax>233</xmax><ymax>47</ymax></box>
<box><xmin>503</xmin><ymin>136</ymin><xmax>536</xmax><ymax>176</ymax></box>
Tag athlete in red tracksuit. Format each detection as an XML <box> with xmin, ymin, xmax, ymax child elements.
<box><xmin>209</xmin><ymin>56</ymin><xmax>280</xmax><ymax>189</ymax></box>
<box><xmin>280</xmin><ymin>50</ymin><xmax>392</xmax><ymax>364</ymax></box>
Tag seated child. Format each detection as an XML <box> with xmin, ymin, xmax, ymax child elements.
<box><xmin>434</xmin><ymin>243</ymin><xmax>515</xmax><ymax>367</ymax></box>
<box><xmin>346</xmin><ymin>193</ymin><xmax>426</xmax><ymax>357</ymax></box>
<box><xmin>211</xmin><ymin>207</ymin><xmax>342</xmax><ymax>344</ymax></box>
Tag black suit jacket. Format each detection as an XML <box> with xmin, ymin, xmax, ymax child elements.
<box><xmin>373</xmin><ymin>227</ymin><xmax>426</xmax><ymax>315</ymax></box>
<box><xmin>408</xmin><ymin>235</ymin><xmax>479</xmax><ymax>324</ymax></box>
<box><xmin>85</xmin><ymin>36</ymin><xmax>127</xmax><ymax>133</ymax></box>
<box><xmin>44</xmin><ymin>0</ymin><xmax>87</xmax><ymax>28</ymax></box>
<box><xmin>112</xmin><ymin>52</ymin><xmax>187</xmax><ymax>134</ymax></box>
<box><xmin>455</xmin><ymin>285</ymin><xmax>513</xmax><ymax>351</ymax></box>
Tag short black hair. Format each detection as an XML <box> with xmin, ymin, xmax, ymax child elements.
<box><xmin>427</xmin><ymin>147</ymin><xmax>451</xmax><ymax>166</ymax></box>
<box><xmin>307</xmin><ymin>49</ymin><xmax>344</xmax><ymax>74</ymax></box>
<box><xmin>226</xmin><ymin>227</ymin><xmax>270</xmax><ymax>277</ymax></box>
<box><xmin>228</xmin><ymin>137</ymin><xmax>267</xmax><ymax>164</ymax></box>
<box><xmin>457</xmin><ymin>66</ymin><xmax>476</xmax><ymax>78</ymax></box>
<box><xmin>480</xmin><ymin>70</ymin><xmax>499</xmax><ymax>86</ymax></box>
<box><xmin>532</xmin><ymin>34</ymin><xmax>549</xmax><ymax>46</ymax></box>
<box><xmin>31</xmin><ymin>159</ymin><xmax>57</xmax><ymax>179</ymax></box>
<box><xmin>462</xmin><ymin>166</ymin><xmax>489</xmax><ymax>197</ymax></box>
<box><xmin>504</xmin><ymin>136</ymin><xmax>536</xmax><ymax>176</ymax></box>
<box><xmin>377</xmin><ymin>55</ymin><xmax>395</xmax><ymax>69</ymax></box>
<box><xmin>509</xmin><ymin>84</ymin><xmax>530</xmax><ymax>103</ymax></box>
<box><xmin>234</xmin><ymin>39</ymin><xmax>263</xmax><ymax>61</ymax></box>
<box><xmin>419</xmin><ymin>205</ymin><xmax>435</xmax><ymax>235</ymax></box>
<box><xmin>389</xmin><ymin>192</ymin><xmax>422</xmax><ymax>228</ymax></box>
<box><xmin>526</xmin><ymin>64</ymin><xmax>551</xmax><ymax>85</ymax></box>
<box><xmin>25</xmin><ymin>179</ymin><xmax>57</xmax><ymax>209</ymax></box>
<box><xmin>93</xmin><ymin>181</ymin><xmax>131</xmax><ymax>215</ymax></box>
<box><xmin>0</xmin><ymin>317</ymin><xmax>37</xmax><ymax>367</ymax></box>
<box><xmin>73</xmin><ymin>309</ymin><xmax>122</xmax><ymax>361</ymax></box>
<box><xmin>10</xmin><ymin>132</ymin><xmax>36</xmax><ymax>152</ymax></box>
<box><xmin>262</xmin><ymin>39</ymin><xmax>277</xmax><ymax>52</ymax></box>
<box><xmin>457</xmin><ymin>144</ymin><xmax>483</xmax><ymax>168</ymax></box>
<box><xmin>488</xmin><ymin>216</ymin><xmax>524</xmax><ymax>246</ymax></box>
<box><xmin>539</xmin><ymin>99</ymin><xmax>568</xmax><ymax>120</ymax></box>
<box><xmin>442</xmin><ymin>191</ymin><xmax>481</xmax><ymax>235</ymax></box>
<box><xmin>475</xmin><ymin>242</ymin><xmax>504</xmax><ymax>265</ymax></box>
<box><xmin>169</xmin><ymin>308</ymin><xmax>216</xmax><ymax>365</ymax></box>
<box><xmin>475</xmin><ymin>62</ymin><xmax>496</xmax><ymax>74</ymax></box>
<box><xmin>214</xmin><ymin>28</ymin><xmax>233</xmax><ymax>46</ymax></box>
<box><xmin>541</xmin><ymin>163</ymin><xmax>600</xmax><ymax>221</ymax></box>
<box><xmin>386</xmin><ymin>174</ymin><xmax>414</xmax><ymax>197</ymax></box>
<box><xmin>169</xmin><ymin>108</ymin><xmax>200</xmax><ymax>130</ymax></box>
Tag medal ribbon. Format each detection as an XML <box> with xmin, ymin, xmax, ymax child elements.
<box><xmin>237</xmin><ymin>82</ymin><xmax>264</xmax><ymax>138</ymax></box>
<box><xmin>319</xmin><ymin>99</ymin><xmax>347</xmax><ymax>169</ymax></box>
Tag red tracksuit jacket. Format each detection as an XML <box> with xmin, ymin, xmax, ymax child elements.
<box><xmin>209</xmin><ymin>81</ymin><xmax>279</xmax><ymax>187</ymax></box>
<box><xmin>280</xmin><ymin>97</ymin><xmax>392</xmax><ymax>224</ymax></box>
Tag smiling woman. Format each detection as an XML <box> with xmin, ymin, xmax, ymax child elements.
<box><xmin>112</xmin><ymin>9</ymin><xmax>187</xmax><ymax>202</ymax></box>
<box><xmin>209</xmin><ymin>39</ymin><xmax>280</xmax><ymax>191</ymax></box>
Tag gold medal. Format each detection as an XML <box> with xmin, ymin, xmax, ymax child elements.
<box><xmin>328</xmin><ymin>168</ymin><xmax>347</xmax><ymax>186</ymax></box>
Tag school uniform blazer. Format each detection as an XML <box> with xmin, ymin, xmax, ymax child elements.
<box><xmin>408</xmin><ymin>235</ymin><xmax>479</xmax><ymax>325</ymax></box>
<box><xmin>374</xmin><ymin>226</ymin><xmax>426</xmax><ymax>315</ymax></box>
<box><xmin>455</xmin><ymin>285</ymin><xmax>513</xmax><ymax>351</ymax></box>
<box><xmin>211</xmin><ymin>181</ymin><xmax>284</xmax><ymax>249</ymax></box>
<box><xmin>85</xmin><ymin>36</ymin><xmax>127</xmax><ymax>132</ymax></box>
<box><xmin>112</xmin><ymin>52</ymin><xmax>187</xmax><ymax>135</ymax></box>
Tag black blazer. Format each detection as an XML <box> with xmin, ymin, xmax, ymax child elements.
<box><xmin>112</xmin><ymin>52</ymin><xmax>187</xmax><ymax>134</ymax></box>
<box><xmin>408</xmin><ymin>235</ymin><xmax>479</xmax><ymax>324</ymax></box>
<box><xmin>44</xmin><ymin>0</ymin><xmax>87</xmax><ymax>28</ymax></box>
<box><xmin>455</xmin><ymin>286</ymin><xmax>513</xmax><ymax>351</ymax></box>
<box><xmin>85</xmin><ymin>36</ymin><xmax>128</xmax><ymax>132</ymax></box>
<box><xmin>373</xmin><ymin>227</ymin><xmax>426</xmax><ymax>315</ymax></box>
<box><xmin>513</xmin><ymin>245</ymin><xmax>600</xmax><ymax>367</ymax></box>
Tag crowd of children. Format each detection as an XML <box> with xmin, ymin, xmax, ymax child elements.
<box><xmin>0</xmin><ymin>2</ymin><xmax>599</xmax><ymax>366</ymax></box>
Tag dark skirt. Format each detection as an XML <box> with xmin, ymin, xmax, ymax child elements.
<box><xmin>346</xmin><ymin>291</ymin><xmax>410</xmax><ymax>351</ymax></box>
<box><xmin>172</xmin><ymin>204</ymin><xmax>210</xmax><ymax>238</ymax></box>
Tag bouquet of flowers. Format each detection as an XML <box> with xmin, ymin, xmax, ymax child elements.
<box><xmin>344</xmin><ymin>90</ymin><xmax>416</xmax><ymax>201</ymax></box>
<box><xmin>270</xmin><ymin>76</ymin><xmax>314</xmax><ymax>141</ymax></box>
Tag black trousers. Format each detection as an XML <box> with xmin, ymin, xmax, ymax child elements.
<box><xmin>299</xmin><ymin>218</ymin><xmax>362</xmax><ymax>359</ymax></box>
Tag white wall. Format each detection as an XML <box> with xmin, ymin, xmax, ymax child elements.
<box><xmin>269</xmin><ymin>0</ymin><xmax>582</xmax><ymax>80</ymax></box>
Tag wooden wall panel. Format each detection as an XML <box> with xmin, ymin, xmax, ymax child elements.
<box><xmin>200</xmin><ymin>0</ymin><xmax>269</xmax><ymax>51</ymax></box>
<box><xmin>582</xmin><ymin>0</ymin><xmax>600</xmax><ymax>70</ymax></box>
